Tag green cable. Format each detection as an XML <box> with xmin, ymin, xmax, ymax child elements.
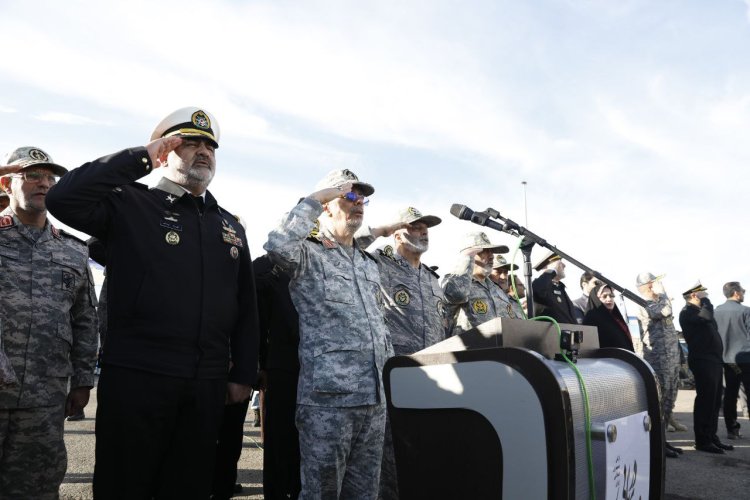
<box><xmin>529</xmin><ymin>315</ymin><xmax>596</xmax><ymax>500</ymax></box>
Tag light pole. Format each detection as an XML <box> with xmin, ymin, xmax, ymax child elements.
<box><xmin>521</xmin><ymin>181</ymin><xmax>528</xmax><ymax>227</ymax></box>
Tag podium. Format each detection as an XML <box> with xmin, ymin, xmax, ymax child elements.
<box><xmin>384</xmin><ymin>318</ymin><xmax>664</xmax><ymax>499</ymax></box>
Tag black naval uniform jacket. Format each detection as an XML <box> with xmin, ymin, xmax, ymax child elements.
<box><xmin>679</xmin><ymin>299</ymin><xmax>723</xmax><ymax>363</ymax></box>
<box><xmin>532</xmin><ymin>270</ymin><xmax>577</xmax><ymax>324</ymax></box>
<box><xmin>46</xmin><ymin>147</ymin><xmax>259</xmax><ymax>385</ymax></box>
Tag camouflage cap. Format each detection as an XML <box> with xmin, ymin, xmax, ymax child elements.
<box><xmin>314</xmin><ymin>169</ymin><xmax>374</xmax><ymax>196</ymax></box>
<box><xmin>492</xmin><ymin>254</ymin><xmax>518</xmax><ymax>270</ymax></box>
<box><xmin>533</xmin><ymin>250</ymin><xmax>562</xmax><ymax>271</ymax></box>
<box><xmin>460</xmin><ymin>231</ymin><xmax>509</xmax><ymax>253</ymax></box>
<box><xmin>395</xmin><ymin>206</ymin><xmax>441</xmax><ymax>228</ymax></box>
<box><xmin>1</xmin><ymin>146</ymin><xmax>68</xmax><ymax>176</ymax></box>
<box><xmin>636</xmin><ymin>272</ymin><xmax>664</xmax><ymax>287</ymax></box>
<box><xmin>683</xmin><ymin>281</ymin><xmax>708</xmax><ymax>296</ymax></box>
<box><xmin>151</xmin><ymin>107</ymin><xmax>220</xmax><ymax>148</ymax></box>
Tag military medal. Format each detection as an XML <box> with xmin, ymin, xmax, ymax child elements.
<box><xmin>221</xmin><ymin>220</ymin><xmax>244</xmax><ymax>248</ymax></box>
<box><xmin>166</xmin><ymin>194</ymin><xmax>177</xmax><ymax>203</ymax></box>
<box><xmin>165</xmin><ymin>231</ymin><xmax>180</xmax><ymax>245</ymax></box>
<box><xmin>230</xmin><ymin>246</ymin><xmax>239</xmax><ymax>259</ymax></box>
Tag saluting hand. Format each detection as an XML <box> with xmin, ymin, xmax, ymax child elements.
<box><xmin>0</xmin><ymin>165</ymin><xmax>22</xmax><ymax>176</ymax></box>
<box><xmin>371</xmin><ymin>221</ymin><xmax>409</xmax><ymax>238</ymax></box>
<box><xmin>145</xmin><ymin>136</ymin><xmax>183</xmax><ymax>169</ymax></box>
<box><xmin>309</xmin><ymin>181</ymin><xmax>354</xmax><ymax>205</ymax></box>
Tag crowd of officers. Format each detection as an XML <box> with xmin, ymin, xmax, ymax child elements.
<box><xmin>1</xmin><ymin>106</ymin><xmax>749</xmax><ymax>499</ymax></box>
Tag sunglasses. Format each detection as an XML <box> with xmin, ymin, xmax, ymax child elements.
<box><xmin>340</xmin><ymin>192</ymin><xmax>369</xmax><ymax>206</ymax></box>
<box><xmin>9</xmin><ymin>171</ymin><xmax>60</xmax><ymax>185</ymax></box>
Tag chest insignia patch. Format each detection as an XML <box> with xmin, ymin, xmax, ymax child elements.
<box><xmin>62</xmin><ymin>271</ymin><xmax>75</xmax><ymax>291</ymax></box>
<box><xmin>394</xmin><ymin>290</ymin><xmax>410</xmax><ymax>306</ymax></box>
<box><xmin>472</xmin><ymin>299</ymin><xmax>488</xmax><ymax>315</ymax></box>
<box><xmin>165</xmin><ymin>231</ymin><xmax>180</xmax><ymax>245</ymax></box>
<box><xmin>383</xmin><ymin>245</ymin><xmax>394</xmax><ymax>258</ymax></box>
<box><xmin>230</xmin><ymin>246</ymin><xmax>239</xmax><ymax>259</ymax></box>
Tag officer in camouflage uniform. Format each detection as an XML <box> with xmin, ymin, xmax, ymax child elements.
<box><xmin>264</xmin><ymin>169</ymin><xmax>392</xmax><ymax>499</ymax></box>
<box><xmin>442</xmin><ymin>232</ymin><xmax>511</xmax><ymax>335</ymax></box>
<box><xmin>636</xmin><ymin>272</ymin><xmax>683</xmax><ymax>458</ymax></box>
<box><xmin>0</xmin><ymin>147</ymin><xmax>98</xmax><ymax>500</ymax></box>
<box><xmin>355</xmin><ymin>206</ymin><xmax>448</xmax><ymax>500</ymax></box>
<box><xmin>490</xmin><ymin>254</ymin><xmax>523</xmax><ymax>319</ymax></box>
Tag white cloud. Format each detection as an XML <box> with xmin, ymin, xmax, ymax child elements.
<box><xmin>33</xmin><ymin>112</ymin><xmax>113</xmax><ymax>126</ymax></box>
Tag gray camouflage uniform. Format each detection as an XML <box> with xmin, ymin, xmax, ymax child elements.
<box><xmin>264</xmin><ymin>198</ymin><xmax>393</xmax><ymax>500</ymax></box>
<box><xmin>356</xmin><ymin>234</ymin><xmax>448</xmax><ymax>500</ymax></box>
<box><xmin>637</xmin><ymin>294</ymin><xmax>681</xmax><ymax>421</ymax></box>
<box><xmin>442</xmin><ymin>255</ymin><xmax>513</xmax><ymax>335</ymax></box>
<box><xmin>0</xmin><ymin>210</ymin><xmax>98</xmax><ymax>500</ymax></box>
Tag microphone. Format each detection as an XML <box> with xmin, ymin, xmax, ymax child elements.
<box><xmin>449</xmin><ymin>203</ymin><xmax>474</xmax><ymax>221</ymax></box>
<box><xmin>451</xmin><ymin>203</ymin><xmax>520</xmax><ymax>237</ymax></box>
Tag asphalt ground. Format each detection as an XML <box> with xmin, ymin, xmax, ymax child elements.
<box><xmin>60</xmin><ymin>387</ymin><xmax>749</xmax><ymax>499</ymax></box>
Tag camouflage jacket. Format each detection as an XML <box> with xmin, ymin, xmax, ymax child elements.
<box><xmin>442</xmin><ymin>255</ymin><xmax>512</xmax><ymax>335</ymax></box>
<box><xmin>264</xmin><ymin>198</ymin><xmax>393</xmax><ymax>407</ymax></box>
<box><xmin>368</xmin><ymin>243</ymin><xmax>448</xmax><ymax>356</ymax></box>
<box><xmin>0</xmin><ymin>211</ymin><xmax>98</xmax><ymax>409</ymax></box>
<box><xmin>637</xmin><ymin>293</ymin><xmax>679</xmax><ymax>356</ymax></box>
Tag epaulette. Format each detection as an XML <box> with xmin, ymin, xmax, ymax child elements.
<box><xmin>423</xmin><ymin>263</ymin><xmax>440</xmax><ymax>279</ymax></box>
<box><xmin>57</xmin><ymin>228</ymin><xmax>87</xmax><ymax>245</ymax></box>
<box><xmin>306</xmin><ymin>233</ymin><xmax>338</xmax><ymax>249</ymax></box>
<box><xmin>129</xmin><ymin>182</ymin><xmax>149</xmax><ymax>191</ymax></box>
<box><xmin>360</xmin><ymin>247</ymin><xmax>378</xmax><ymax>262</ymax></box>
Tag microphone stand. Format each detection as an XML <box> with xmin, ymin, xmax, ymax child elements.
<box><xmin>453</xmin><ymin>204</ymin><xmax>649</xmax><ymax>317</ymax></box>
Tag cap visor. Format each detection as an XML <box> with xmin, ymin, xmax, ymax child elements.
<box><xmin>353</xmin><ymin>182</ymin><xmax>374</xmax><ymax>196</ymax></box>
<box><xmin>20</xmin><ymin>163</ymin><xmax>68</xmax><ymax>176</ymax></box>
<box><xmin>413</xmin><ymin>215</ymin><xmax>442</xmax><ymax>228</ymax></box>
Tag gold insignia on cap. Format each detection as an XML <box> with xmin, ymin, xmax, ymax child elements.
<box><xmin>165</xmin><ymin>231</ymin><xmax>180</xmax><ymax>245</ymax></box>
<box><xmin>28</xmin><ymin>149</ymin><xmax>48</xmax><ymax>161</ymax></box>
<box><xmin>191</xmin><ymin>110</ymin><xmax>211</xmax><ymax>130</ymax></box>
<box><xmin>479</xmin><ymin>234</ymin><xmax>491</xmax><ymax>245</ymax></box>
<box><xmin>394</xmin><ymin>290</ymin><xmax>410</xmax><ymax>306</ymax></box>
<box><xmin>407</xmin><ymin>207</ymin><xmax>421</xmax><ymax>217</ymax></box>
<box><xmin>472</xmin><ymin>299</ymin><xmax>488</xmax><ymax>314</ymax></box>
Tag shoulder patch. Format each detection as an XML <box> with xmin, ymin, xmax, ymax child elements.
<box><xmin>0</xmin><ymin>215</ymin><xmax>15</xmax><ymax>230</ymax></box>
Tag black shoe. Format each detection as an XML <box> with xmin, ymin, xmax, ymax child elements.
<box><xmin>712</xmin><ymin>440</ymin><xmax>734</xmax><ymax>451</ymax></box>
<box><xmin>665</xmin><ymin>447</ymin><xmax>679</xmax><ymax>458</ymax></box>
<box><xmin>233</xmin><ymin>483</ymin><xmax>243</xmax><ymax>495</ymax></box>
<box><xmin>665</xmin><ymin>442</ymin><xmax>683</xmax><ymax>454</ymax></box>
<box><xmin>66</xmin><ymin>411</ymin><xmax>85</xmax><ymax>422</ymax></box>
<box><xmin>727</xmin><ymin>430</ymin><xmax>742</xmax><ymax>440</ymax></box>
<box><xmin>694</xmin><ymin>443</ymin><xmax>725</xmax><ymax>454</ymax></box>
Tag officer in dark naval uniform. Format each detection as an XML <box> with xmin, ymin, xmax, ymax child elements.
<box><xmin>531</xmin><ymin>250</ymin><xmax>577</xmax><ymax>323</ymax></box>
<box><xmin>46</xmin><ymin>107</ymin><xmax>260</xmax><ymax>498</ymax></box>
<box><xmin>679</xmin><ymin>282</ymin><xmax>733</xmax><ymax>454</ymax></box>
<box><xmin>253</xmin><ymin>254</ymin><xmax>302</xmax><ymax>500</ymax></box>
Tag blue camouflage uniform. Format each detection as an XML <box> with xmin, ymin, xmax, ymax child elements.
<box><xmin>0</xmin><ymin>211</ymin><xmax>98</xmax><ymax>500</ymax></box>
<box><xmin>637</xmin><ymin>294</ymin><xmax>681</xmax><ymax>422</ymax></box>
<box><xmin>265</xmin><ymin>198</ymin><xmax>393</xmax><ymax>499</ymax></box>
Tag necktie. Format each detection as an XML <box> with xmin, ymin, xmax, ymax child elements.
<box><xmin>192</xmin><ymin>195</ymin><xmax>205</xmax><ymax>214</ymax></box>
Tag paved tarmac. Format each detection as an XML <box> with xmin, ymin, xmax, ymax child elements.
<box><xmin>60</xmin><ymin>387</ymin><xmax>749</xmax><ymax>499</ymax></box>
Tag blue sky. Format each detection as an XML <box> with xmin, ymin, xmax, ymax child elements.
<box><xmin>3</xmin><ymin>0</ymin><xmax>750</xmax><ymax>326</ymax></box>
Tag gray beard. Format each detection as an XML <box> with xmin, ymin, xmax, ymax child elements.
<box><xmin>401</xmin><ymin>236</ymin><xmax>428</xmax><ymax>254</ymax></box>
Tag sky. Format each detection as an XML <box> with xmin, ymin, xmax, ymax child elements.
<box><xmin>3</xmin><ymin>0</ymin><xmax>750</xmax><ymax>329</ymax></box>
